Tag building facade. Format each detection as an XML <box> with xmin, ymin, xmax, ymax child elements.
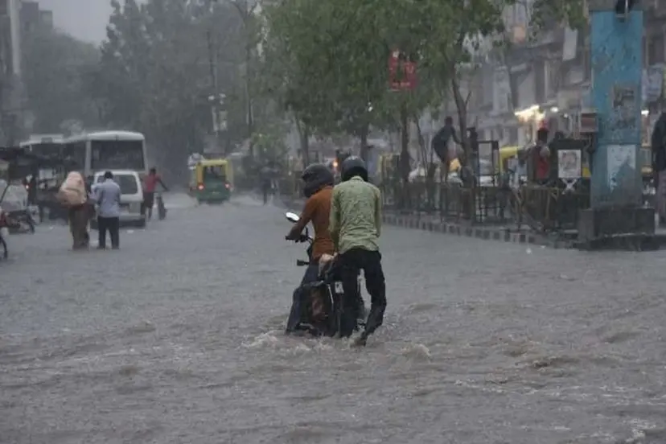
<box><xmin>0</xmin><ymin>0</ymin><xmax>54</xmax><ymax>145</ymax></box>
<box><xmin>0</xmin><ymin>0</ymin><xmax>23</xmax><ymax>145</ymax></box>
<box><xmin>429</xmin><ymin>0</ymin><xmax>666</xmax><ymax>155</ymax></box>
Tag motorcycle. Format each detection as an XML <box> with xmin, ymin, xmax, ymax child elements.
<box><xmin>0</xmin><ymin>181</ymin><xmax>35</xmax><ymax>234</ymax></box>
<box><xmin>285</xmin><ymin>211</ymin><xmax>367</xmax><ymax>337</ymax></box>
<box><xmin>5</xmin><ymin>209</ymin><xmax>36</xmax><ymax>234</ymax></box>
<box><xmin>0</xmin><ymin>208</ymin><xmax>9</xmax><ymax>260</ymax></box>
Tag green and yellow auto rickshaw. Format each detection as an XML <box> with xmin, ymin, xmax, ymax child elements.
<box><xmin>190</xmin><ymin>159</ymin><xmax>233</xmax><ymax>203</ymax></box>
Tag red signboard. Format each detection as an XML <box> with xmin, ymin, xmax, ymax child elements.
<box><xmin>388</xmin><ymin>50</ymin><xmax>417</xmax><ymax>91</ymax></box>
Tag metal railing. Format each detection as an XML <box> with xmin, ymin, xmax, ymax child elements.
<box><xmin>276</xmin><ymin>176</ymin><xmax>591</xmax><ymax>234</ymax></box>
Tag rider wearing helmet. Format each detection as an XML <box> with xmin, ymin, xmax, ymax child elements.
<box><xmin>330</xmin><ymin>156</ymin><xmax>386</xmax><ymax>345</ymax></box>
<box><xmin>284</xmin><ymin>163</ymin><xmax>335</xmax><ymax>333</ymax></box>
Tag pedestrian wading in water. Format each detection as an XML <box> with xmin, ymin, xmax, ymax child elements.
<box><xmin>330</xmin><ymin>156</ymin><xmax>386</xmax><ymax>346</ymax></box>
<box><xmin>57</xmin><ymin>171</ymin><xmax>93</xmax><ymax>250</ymax></box>
<box><xmin>94</xmin><ymin>171</ymin><xmax>122</xmax><ymax>249</ymax></box>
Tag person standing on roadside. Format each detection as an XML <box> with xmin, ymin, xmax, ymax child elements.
<box><xmin>432</xmin><ymin>116</ymin><xmax>463</xmax><ymax>177</ymax></box>
<box><xmin>143</xmin><ymin>167</ymin><xmax>168</xmax><ymax>219</ymax></box>
<box><xmin>95</xmin><ymin>171</ymin><xmax>121</xmax><ymax>249</ymax></box>
<box><xmin>329</xmin><ymin>157</ymin><xmax>386</xmax><ymax>346</ymax></box>
<box><xmin>651</xmin><ymin>111</ymin><xmax>666</xmax><ymax>226</ymax></box>
<box><xmin>260</xmin><ymin>163</ymin><xmax>273</xmax><ymax>205</ymax></box>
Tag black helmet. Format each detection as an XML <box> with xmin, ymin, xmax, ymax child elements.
<box><xmin>301</xmin><ymin>163</ymin><xmax>334</xmax><ymax>198</ymax></box>
<box><xmin>340</xmin><ymin>156</ymin><xmax>368</xmax><ymax>182</ymax></box>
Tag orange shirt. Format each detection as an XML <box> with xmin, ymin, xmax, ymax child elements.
<box><xmin>288</xmin><ymin>186</ymin><xmax>334</xmax><ymax>260</ymax></box>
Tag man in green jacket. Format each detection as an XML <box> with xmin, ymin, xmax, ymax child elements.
<box><xmin>330</xmin><ymin>157</ymin><xmax>386</xmax><ymax>345</ymax></box>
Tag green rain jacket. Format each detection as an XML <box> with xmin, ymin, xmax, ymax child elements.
<box><xmin>329</xmin><ymin>176</ymin><xmax>382</xmax><ymax>254</ymax></box>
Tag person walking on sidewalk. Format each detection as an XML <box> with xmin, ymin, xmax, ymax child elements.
<box><xmin>95</xmin><ymin>171</ymin><xmax>122</xmax><ymax>249</ymax></box>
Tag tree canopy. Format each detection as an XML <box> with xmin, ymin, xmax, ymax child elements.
<box><xmin>22</xmin><ymin>25</ymin><xmax>101</xmax><ymax>134</ymax></box>
<box><xmin>258</xmin><ymin>0</ymin><xmax>586</xmax><ymax>160</ymax></box>
<box><xmin>91</xmin><ymin>0</ymin><xmax>251</xmax><ymax>177</ymax></box>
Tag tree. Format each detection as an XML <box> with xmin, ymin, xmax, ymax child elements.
<box><xmin>259</xmin><ymin>0</ymin><xmax>339</xmax><ymax>163</ymax></box>
<box><xmin>259</xmin><ymin>0</ymin><xmax>586</xmax><ymax>168</ymax></box>
<box><xmin>22</xmin><ymin>26</ymin><xmax>101</xmax><ymax>133</ymax></box>
<box><xmin>261</xmin><ymin>0</ymin><xmax>408</xmax><ymax>160</ymax></box>
<box><xmin>94</xmin><ymin>0</ymin><xmax>248</xmax><ymax>179</ymax></box>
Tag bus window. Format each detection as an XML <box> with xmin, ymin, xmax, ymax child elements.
<box><xmin>62</xmin><ymin>142</ymin><xmax>87</xmax><ymax>172</ymax></box>
<box><xmin>91</xmin><ymin>140</ymin><xmax>145</xmax><ymax>171</ymax></box>
<box><xmin>28</xmin><ymin>142</ymin><xmax>63</xmax><ymax>158</ymax></box>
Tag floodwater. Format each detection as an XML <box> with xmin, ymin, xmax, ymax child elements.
<box><xmin>1</xmin><ymin>195</ymin><xmax>666</xmax><ymax>443</ymax></box>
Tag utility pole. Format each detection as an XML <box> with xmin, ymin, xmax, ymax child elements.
<box><xmin>229</xmin><ymin>0</ymin><xmax>254</xmax><ymax>158</ymax></box>
<box><xmin>206</xmin><ymin>0</ymin><xmax>227</xmax><ymax>154</ymax></box>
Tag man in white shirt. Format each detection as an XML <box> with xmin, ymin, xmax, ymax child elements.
<box><xmin>94</xmin><ymin>171</ymin><xmax>122</xmax><ymax>249</ymax></box>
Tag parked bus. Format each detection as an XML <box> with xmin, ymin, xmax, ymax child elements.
<box><xmin>62</xmin><ymin>131</ymin><xmax>148</xmax><ymax>176</ymax></box>
<box><xmin>19</xmin><ymin>134</ymin><xmax>64</xmax><ymax>156</ymax></box>
<box><xmin>19</xmin><ymin>135</ymin><xmax>65</xmax><ymax>182</ymax></box>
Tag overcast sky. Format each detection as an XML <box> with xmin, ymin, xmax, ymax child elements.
<box><xmin>38</xmin><ymin>0</ymin><xmax>113</xmax><ymax>43</ymax></box>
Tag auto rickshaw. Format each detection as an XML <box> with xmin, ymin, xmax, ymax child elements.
<box><xmin>190</xmin><ymin>159</ymin><xmax>233</xmax><ymax>203</ymax></box>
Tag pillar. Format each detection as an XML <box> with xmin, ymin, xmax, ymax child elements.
<box><xmin>577</xmin><ymin>0</ymin><xmax>655</xmax><ymax>247</ymax></box>
<box><xmin>589</xmin><ymin>0</ymin><xmax>643</xmax><ymax>208</ymax></box>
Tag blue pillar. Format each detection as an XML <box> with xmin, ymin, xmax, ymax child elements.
<box><xmin>589</xmin><ymin>0</ymin><xmax>643</xmax><ymax>208</ymax></box>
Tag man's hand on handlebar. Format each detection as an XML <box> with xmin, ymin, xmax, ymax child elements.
<box><xmin>285</xmin><ymin>233</ymin><xmax>309</xmax><ymax>243</ymax></box>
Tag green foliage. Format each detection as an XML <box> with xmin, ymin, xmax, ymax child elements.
<box><xmin>258</xmin><ymin>0</ymin><xmax>586</xmax><ymax>148</ymax></box>
<box><xmin>251</xmin><ymin>122</ymin><xmax>289</xmax><ymax>165</ymax></box>
<box><xmin>93</xmin><ymin>0</ymin><xmax>250</xmax><ymax>176</ymax></box>
<box><xmin>22</xmin><ymin>26</ymin><xmax>101</xmax><ymax>133</ymax></box>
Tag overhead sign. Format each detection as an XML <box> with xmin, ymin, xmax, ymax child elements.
<box><xmin>388</xmin><ymin>50</ymin><xmax>417</xmax><ymax>91</ymax></box>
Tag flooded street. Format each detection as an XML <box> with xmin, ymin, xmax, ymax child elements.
<box><xmin>1</xmin><ymin>195</ymin><xmax>666</xmax><ymax>443</ymax></box>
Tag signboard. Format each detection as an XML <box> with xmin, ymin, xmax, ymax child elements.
<box><xmin>388</xmin><ymin>50</ymin><xmax>417</xmax><ymax>91</ymax></box>
<box><xmin>557</xmin><ymin>149</ymin><xmax>582</xmax><ymax>179</ymax></box>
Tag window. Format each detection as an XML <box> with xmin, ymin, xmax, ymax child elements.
<box><xmin>62</xmin><ymin>142</ymin><xmax>86</xmax><ymax>172</ymax></box>
<box><xmin>647</xmin><ymin>34</ymin><xmax>665</xmax><ymax>65</ymax></box>
<box><xmin>91</xmin><ymin>140</ymin><xmax>145</xmax><ymax>171</ymax></box>
<box><xmin>29</xmin><ymin>143</ymin><xmax>62</xmax><ymax>158</ymax></box>
<box><xmin>203</xmin><ymin>166</ymin><xmax>226</xmax><ymax>181</ymax></box>
<box><xmin>97</xmin><ymin>174</ymin><xmax>139</xmax><ymax>195</ymax></box>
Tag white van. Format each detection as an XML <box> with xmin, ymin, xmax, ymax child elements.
<box><xmin>93</xmin><ymin>170</ymin><xmax>146</xmax><ymax>228</ymax></box>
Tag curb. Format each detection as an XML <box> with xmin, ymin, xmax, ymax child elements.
<box><xmin>381</xmin><ymin>213</ymin><xmax>572</xmax><ymax>249</ymax></box>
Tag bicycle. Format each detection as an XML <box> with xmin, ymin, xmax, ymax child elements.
<box><xmin>156</xmin><ymin>192</ymin><xmax>167</xmax><ymax>220</ymax></box>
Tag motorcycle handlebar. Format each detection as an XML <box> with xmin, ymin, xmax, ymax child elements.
<box><xmin>296</xmin><ymin>260</ymin><xmax>310</xmax><ymax>266</ymax></box>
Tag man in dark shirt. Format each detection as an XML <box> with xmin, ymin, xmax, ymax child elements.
<box><xmin>432</xmin><ymin>116</ymin><xmax>462</xmax><ymax>165</ymax></box>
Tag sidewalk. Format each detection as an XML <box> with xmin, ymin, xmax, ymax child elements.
<box><xmin>381</xmin><ymin>212</ymin><xmax>573</xmax><ymax>248</ymax></box>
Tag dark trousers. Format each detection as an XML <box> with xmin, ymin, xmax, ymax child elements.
<box><xmin>286</xmin><ymin>264</ymin><xmax>319</xmax><ymax>332</ymax></box>
<box><xmin>68</xmin><ymin>206</ymin><xmax>90</xmax><ymax>250</ymax></box>
<box><xmin>98</xmin><ymin>216</ymin><xmax>120</xmax><ymax>249</ymax></box>
<box><xmin>338</xmin><ymin>248</ymin><xmax>386</xmax><ymax>338</ymax></box>
<box><xmin>262</xmin><ymin>184</ymin><xmax>271</xmax><ymax>205</ymax></box>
